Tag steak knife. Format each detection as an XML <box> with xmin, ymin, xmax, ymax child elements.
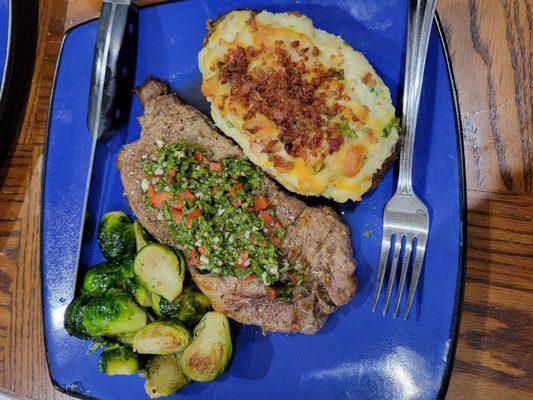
<box><xmin>76</xmin><ymin>0</ymin><xmax>137</xmax><ymax>281</ymax></box>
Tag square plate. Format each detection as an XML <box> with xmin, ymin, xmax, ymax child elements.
<box><xmin>42</xmin><ymin>1</ymin><xmax>466</xmax><ymax>399</ymax></box>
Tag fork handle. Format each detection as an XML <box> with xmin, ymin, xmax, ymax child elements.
<box><xmin>397</xmin><ymin>0</ymin><xmax>437</xmax><ymax>194</ymax></box>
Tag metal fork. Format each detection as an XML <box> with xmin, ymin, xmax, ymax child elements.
<box><xmin>371</xmin><ymin>0</ymin><xmax>437</xmax><ymax>319</ymax></box>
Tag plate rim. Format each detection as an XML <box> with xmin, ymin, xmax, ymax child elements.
<box><xmin>0</xmin><ymin>0</ymin><xmax>13</xmax><ymax>113</ymax></box>
<box><xmin>40</xmin><ymin>8</ymin><xmax>467</xmax><ymax>400</ymax></box>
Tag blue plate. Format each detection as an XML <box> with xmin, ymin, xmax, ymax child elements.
<box><xmin>0</xmin><ymin>0</ymin><xmax>11</xmax><ymax>108</ymax></box>
<box><xmin>42</xmin><ymin>1</ymin><xmax>466</xmax><ymax>399</ymax></box>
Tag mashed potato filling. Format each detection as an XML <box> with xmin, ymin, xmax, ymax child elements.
<box><xmin>199</xmin><ymin>10</ymin><xmax>399</xmax><ymax>202</ymax></box>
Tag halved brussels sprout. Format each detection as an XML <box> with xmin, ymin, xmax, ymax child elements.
<box><xmin>99</xmin><ymin>345</ymin><xmax>140</xmax><ymax>375</ymax></box>
<box><xmin>132</xmin><ymin>321</ymin><xmax>190</xmax><ymax>354</ymax></box>
<box><xmin>81</xmin><ymin>262</ymin><xmax>121</xmax><ymax>296</ymax></box>
<box><xmin>134</xmin><ymin>243</ymin><xmax>185</xmax><ymax>301</ymax></box>
<box><xmin>145</xmin><ymin>354</ymin><xmax>188</xmax><ymax>398</ymax></box>
<box><xmin>98</xmin><ymin>211</ymin><xmax>135</xmax><ymax>261</ymax></box>
<box><xmin>118</xmin><ymin>257</ymin><xmax>152</xmax><ymax>307</ymax></box>
<box><xmin>134</xmin><ymin>220</ymin><xmax>153</xmax><ymax>252</ymax></box>
<box><xmin>64</xmin><ymin>295</ymin><xmax>91</xmax><ymax>339</ymax></box>
<box><xmin>180</xmin><ymin>312</ymin><xmax>232</xmax><ymax>382</ymax></box>
<box><xmin>82</xmin><ymin>292</ymin><xmax>147</xmax><ymax>337</ymax></box>
<box><xmin>150</xmin><ymin>293</ymin><xmax>162</xmax><ymax>317</ymax></box>
<box><xmin>117</xmin><ymin>331</ymin><xmax>137</xmax><ymax>345</ymax></box>
<box><xmin>158</xmin><ymin>286</ymin><xmax>211</xmax><ymax>327</ymax></box>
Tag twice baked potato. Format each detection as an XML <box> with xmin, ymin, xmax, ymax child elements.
<box><xmin>199</xmin><ymin>10</ymin><xmax>400</xmax><ymax>202</ymax></box>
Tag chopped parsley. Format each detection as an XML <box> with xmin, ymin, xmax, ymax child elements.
<box><xmin>142</xmin><ymin>142</ymin><xmax>301</xmax><ymax>300</ymax></box>
<box><xmin>339</xmin><ymin>120</ymin><xmax>358</xmax><ymax>138</ymax></box>
<box><xmin>382</xmin><ymin>117</ymin><xmax>400</xmax><ymax>138</ymax></box>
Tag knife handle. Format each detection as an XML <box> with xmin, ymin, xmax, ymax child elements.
<box><xmin>87</xmin><ymin>0</ymin><xmax>137</xmax><ymax>141</ymax></box>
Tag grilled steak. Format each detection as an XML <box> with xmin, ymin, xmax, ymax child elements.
<box><xmin>118</xmin><ymin>77</ymin><xmax>356</xmax><ymax>334</ymax></box>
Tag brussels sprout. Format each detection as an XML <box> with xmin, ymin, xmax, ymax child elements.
<box><xmin>150</xmin><ymin>293</ymin><xmax>163</xmax><ymax>317</ymax></box>
<box><xmin>145</xmin><ymin>354</ymin><xmax>188</xmax><ymax>398</ymax></box>
<box><xmin>132</xmin><ymin>321</ymin><xmax>190</xmax><ymax>355</ymax></box>
<box><xmin>98</xmin><ymin>211</ymin><xmax>135</xmax><ymax>261</ymax></box>
<box><xmin>99</xmin><ymin>345</ymin><xmax>140</xmax><ymax>375</ymax></box>
<box><xmin>134</xmin><ymin>221</ymin><xmax>153</xmax><ymax>252</ymax></box>
<box><xmin>158</xmin><ymin>286</ymin><xmax>211</xmax><ymax>327</ymax></box>
<box><xmin>117</xmin><ymin>331</ymin><xmax>137</xmax><ymax>345</ymax></box>
<box><xmin>180</xmin><ymin>312</ymin><xmax>232</xmax><ymax>382</ymax></box>
<box><xmin>82</xmin><ymin>292</ymin><xmax>147</xmax><ymax>337</ymax></box>
<box><xmin>81</xmin><ymin>262</ymin><xmax>121</xmax><ymax>296</ymax></box>
<box><xmin>64</xmin><ymin>295</ymin><xmax>91</xmax><ymax>339</ymax></box>
<box><xmin>117</xmin><ymin>257</ymin><xmax>152</xmax><ymax>307</ymax></box>
<box><xmin>134</xmin><ymin>243</ymin><xmax>185</xmax><ymax>301</ymax></box>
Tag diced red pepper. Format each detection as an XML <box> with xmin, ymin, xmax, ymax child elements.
<box><xmin>209</xmin><ymin>162</ymin><xmax>223</xmax><ymax>172</ymax></box>
<box><xmin>198</xmin><ymin>245</ymin><xmax>209</xmax><ymax>256</ymax></box>
<box><xmin>269</xmin><ymin>236</ymin><xmax>281</xmax><ymax>247</ymax></box>
<box><xmin>289</xmin><ymin>274</ymin><xmax>299</xmax><ymax>286</ymax></box>
<box><xmin>260</xmin><ymin>240</ymin><xmax>267</xmax><ymax>248</ymax></box>
<box><xmin>234</xmin><ymin>183</ymin><xmax>244</xmax><ymax>191</ymax></box>
<box><xmin>173</xmin><ymin>200</ymin><xmax>184</xmax><ymax>210</ymax></box>
<box><xmin>267</xmin><ymin>287</ymin><xmax>276</xmax><ymax>301</ymax></box>
<box><xmin>187</xmin><ymin>248</ymin><xmax>198</xmax><ymax>266</ymax></box>
<box><xmin>185</xmin><ymin>208</ymin><xmax>201</xmax><ymax>229</ymax></box>
<box><xmin>166</xmin><ymin>169</ymin><xmax>177</xmax><ymax>183</ymax></box>
<box><xmin>243</xmin><ymin>274</ymin><xmax>255</xmax><ymax>285</ymax></box>
<box><xmin>193</xmin><ymin>152</ymin><xmax>204</xmax><ymax>163</ymax></box>
<box><xmin>258</xmin><ymin>210</ymin><xmax>273</xmax><ymax>226</ymax></box>
<box><xmin>147</xmin><ymin>185</ymin><xmax>156</xmax><ymax>198</ymax></box>
<box><xmin>149</xmin><ymin>191</ymin><xmax>173</xmax><ymax>209</ymax></box>
<box><xmin>253</xmin><ymin>196</ymin><xmax>269</xmax><ymax>211</ymax></box>
<box><xmin>179</xmin><ymin>189</ymin><xmax>197</xmax><ymax>201</ymax></box>
<box><xmin>171</xmin><ymin>208</ymin><xmax>183</xmax><ymax>223</ymax></box>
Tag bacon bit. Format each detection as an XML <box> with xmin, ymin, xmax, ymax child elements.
<box><xmin>262</xmin><ymin>139</ymin><xmax>282</xmax><ymax>154</ymax></box>
<box><xmin>212</xmin><ymin>186</ymin><xmax>220</xmax><ymax>194</ymax></box>
<box><xmin>269</xmin><ymin>155</ymin><xmax>294</xmax><ymax>171</ymax></box>
<box><xmin>288</xmin><ymin>11</ymin><xmax>301</xmax><ymax>16</ymax></box>
<box><xmin>328</xmin><ymin>135</ymin><xmax>344</xmax><ymax>154</ymax></box>
<box><xmin>272</xmin><ymin>220</ymin><xmax>284</xmax><ymax>231</ymax></box>
<box><xmin>209</xmin><ymin>162</ymin><xmax>223</xmax><ymax>172</ymax></box>
<box><xmin>289</xmin><ymin>274</ymin><xmax>299</xmax><ymax>286</ymax></box>
<box><xmin>243</xmin><ymin>274</ymin><xmax>256</xmax><ymax>285</ymax></box>
<box><xmin>147</xmin><ymin>185</ymin><xmax>156</xmax><ymax>198</ymax></box>
<box><xmin>179</xmin><ymin>190</ymin><xmax>197</xmax><ymax>201</ymax></box>
<box><xmin>253</xmin><ymin>196</ymin><xmax>269</xmax><ymax>211</ymax></box>
<box><xmin>269</xmin><ymin>236</ymin><xmax>281</xmax><ymax>248</ymax></box>
<box><xmin>267</xmin><ymin>287</ymin><xmax>276</xmax><ymax>301</ymax></box>
<box><xmin>312</xmin><ymin>46</ymin><xmax>320</xmax><ymax>56</ymax></box>
<box><xmin>193</xmin><ymin>152</ymin><xmax>204</xmax><ymax>163</ymax></box>
<box><xmin>171</xmin><ymin>208</ymin><xmax>183</xmax><ymax>223</ymax></box>
<box><xmin>149</xmin><ymin>191</ymin><xmax>173</xmax><ymax>209</ymax></box>
<box><xmin>189</xmin><ymin>248</ymin><xmax>197</xmax><ymax>258</ymax></box>
<box><xmin>187</xmin><ymin>257</ymin><xmax>198</xmax><ymax>266</ymax></box>
<box><xmin>362</xmin><ymin>72</ymin><xmax>373</xmax><ymax>84</ymax></box>
<box><xmin>198</xmin><ymin>245</ymin><xmax>208</xmax><ymax>256</ymax></box>
<box><xmin>235</xmin><ymin>183</ymin><xmax>244</xmax><ymax>190</ymax></box>
<box><xmin>185</xmin><ymin>208</ymin><xmax>201</xmax><ymax>228</ymax></box>
<box><xmin>258</xmin><ymin>210</ymin><xmax>273</xmax><ymax>226</ymax></box>
<box><xmin>260</xmin><ymin>239</ymin><xmax>267</xmax><ymax>248</ymax></box>
<box><xmin>365</xmin><ymin>128</ymin><xmax>378</xmax><ymax>144</ymax></box>
<box><xmin>290</xmin><ymin>40</ymin><xmax>300</xmax><ymax>48</ymax></box>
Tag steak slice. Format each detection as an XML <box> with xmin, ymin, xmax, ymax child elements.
<box><xmin>118</xmin><ymin>77</ymin><xmax>356</xmax><ymax>334</ymax></box>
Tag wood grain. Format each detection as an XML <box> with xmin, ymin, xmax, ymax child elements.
<box><xmin>0</xmin><ymin>0</ymin><xmax>530</xmax><ymax>399</ymax></box>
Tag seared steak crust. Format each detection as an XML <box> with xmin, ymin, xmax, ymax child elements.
<box><xmin>118</xmin><ymin>77</ymin><xmax>356</xmax><ymax>334</ymax></box>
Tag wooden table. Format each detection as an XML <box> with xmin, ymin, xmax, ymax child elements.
<box><xmin>0</xmin><ymin>0</ymin><xmax>530</xmax><ymax>398</ymax></box>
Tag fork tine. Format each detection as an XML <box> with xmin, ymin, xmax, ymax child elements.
<box><xmin>382</xmin><ymin>236</ymin><xmax>402</xmax><ymax>315</ymax></box>
<box><xmin>404</xmin><ymin>237</ymin><xmax>428</xmax><ymax>319</ymax></box>
<box><xmin>371</xmin><ymin>235</ymin><xmax>392</xmax><ymax>312</ymax></box>
<box><xmin>392</xmin><ymin>237</ymin><xmax>413</xmax><ymax>318</ymax></box>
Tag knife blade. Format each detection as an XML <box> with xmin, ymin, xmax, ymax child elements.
<box><xmin>75</xmin><ymin>0</ymin><xmax>137</xmax><ymax>285</ymax></box>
